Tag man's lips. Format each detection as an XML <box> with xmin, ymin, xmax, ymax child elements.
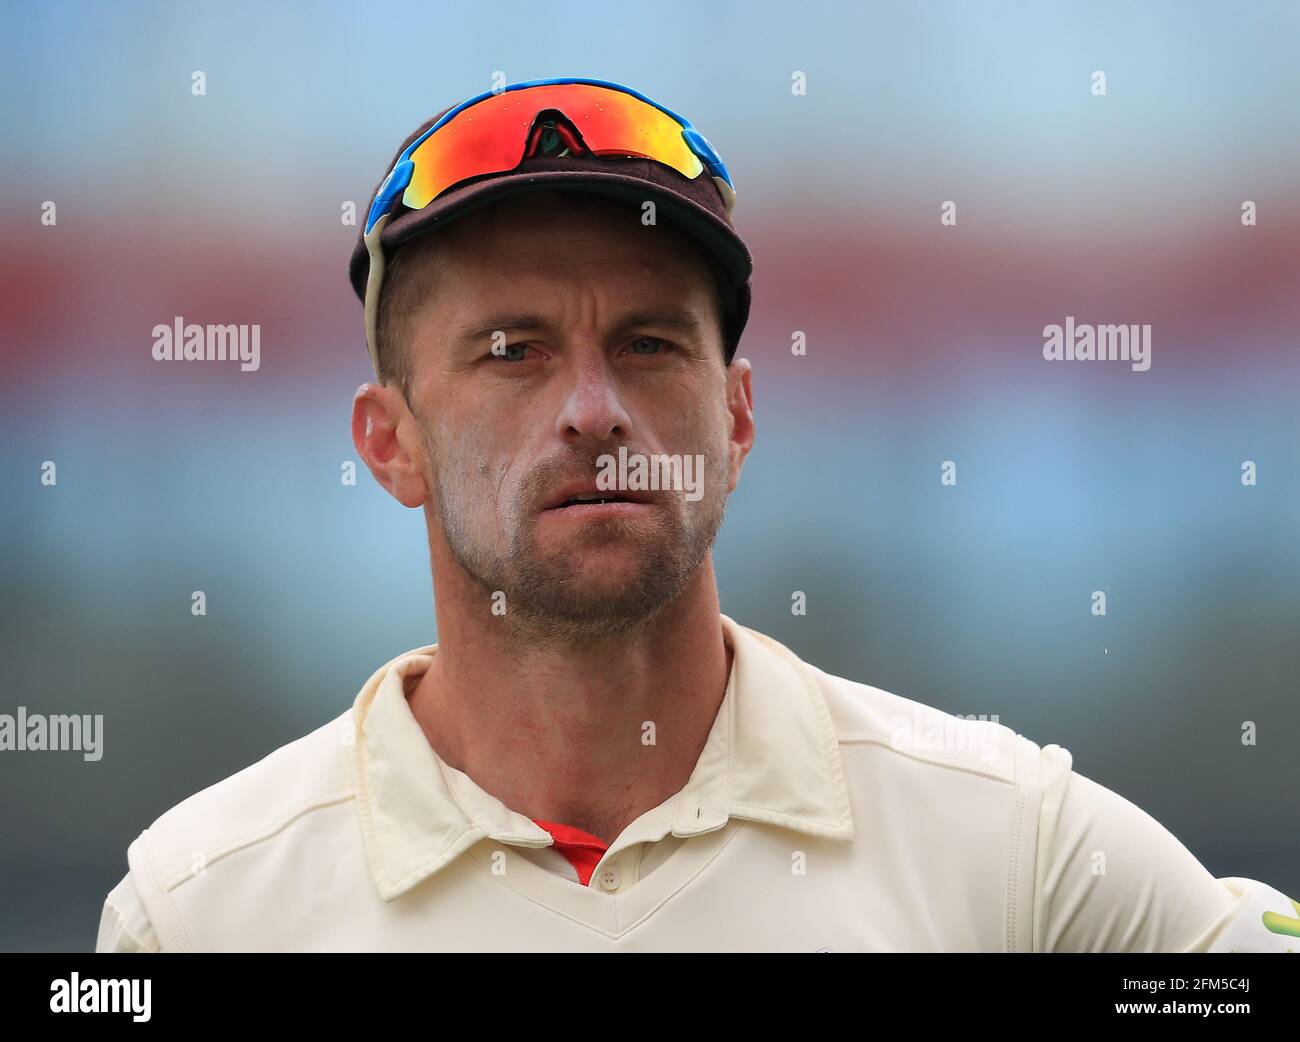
<box><xmin>540</xmin><ymin>481</ymin><xmax>658</xmax><ymax>512</ymax></box>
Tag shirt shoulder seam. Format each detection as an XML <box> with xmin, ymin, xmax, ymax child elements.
<box><xmin>161</xmin><ymin>788</ymin><xmax>355</xmax><ymax>891</ymax></box>
<box><xmin>836</xmin><ymin>731</ymin><xmax>1016</xmax><ymax>784</ymax></box>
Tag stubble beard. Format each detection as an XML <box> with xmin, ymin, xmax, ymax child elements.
<box><xmin>429</xmin><ymin>434</ymin><xmax>729</xmax><ymax>647</ymax></box>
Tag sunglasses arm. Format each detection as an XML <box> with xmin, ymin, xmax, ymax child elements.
<box><xmin>362</xmin><ymin>215</ymin><xmax>390</xmax><ymax>378</ymax></box>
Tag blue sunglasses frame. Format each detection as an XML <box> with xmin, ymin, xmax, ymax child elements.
<box><xmin>365</xmin><ymin>76</ymin><xmax>735</xmax><ymax>236</ymax></box>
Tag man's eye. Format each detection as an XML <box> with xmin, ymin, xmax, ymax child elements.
<box><xmin>489</xmin><ymin>343</ymin><xmax>531</xmax><ymax>362</ymax></box>
<box><xmin>628</xmin><ymin>336</ymin><xmax>668</xmax><ymax>356</ymax></box>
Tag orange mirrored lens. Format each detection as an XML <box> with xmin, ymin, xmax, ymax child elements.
<box><xmin>402</xmin><ymin>84</ymin><xmax>704</xmax><ymax>210</ymax></box>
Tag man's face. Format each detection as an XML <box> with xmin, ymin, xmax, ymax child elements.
<box><xmin>390</xmin><ymin>191</ymin><xmax>750</xmax><ymax>638</ymax></box>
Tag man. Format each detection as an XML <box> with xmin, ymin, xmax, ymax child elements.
<box><xmin>96</xmin><ymin>78</ymin><xmax>1296</xmax><ymax>952</ymax></box>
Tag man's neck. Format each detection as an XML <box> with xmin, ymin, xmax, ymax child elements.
<box><xmin>405</xmin><ymin>565</ymin><xmax>732</xmax><ymax>846</ymax></box>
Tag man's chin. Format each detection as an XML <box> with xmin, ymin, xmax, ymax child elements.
<box><xmin>505</xmin><ymin>549</ymin><xmax>697</xmax><ymax>632</ymax></box>
<box><xmin>543</xmin><ymin>550</ymin><xmax>663</xmax><ymax>596</ymax></box>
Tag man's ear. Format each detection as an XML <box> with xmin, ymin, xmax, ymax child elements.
<box><xmin>724</xmin><ymin>356</ymin><xmax>754</xmax><ymax>494</ymax></box>
<box><xmin>350</xmin><ymin>383</ymin><xmax>429</xmax><ymax>508</ymax></box>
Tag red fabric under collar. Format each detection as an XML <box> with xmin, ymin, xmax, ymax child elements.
<box><xmin>531</xmin><ymin>819</ymin><xmax>609</xmax><ymax>887</ymax></box>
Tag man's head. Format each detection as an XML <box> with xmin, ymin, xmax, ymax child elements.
<box><xmin>351</xmin><ymin>187</ymin><xmax>755</xmax><ymax>643</ymax></box>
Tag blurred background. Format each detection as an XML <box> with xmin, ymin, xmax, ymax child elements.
<box><xmin>1</xmin><ymin>1</ymin><xmax>1297</xmax><ymax>950</ymax></box>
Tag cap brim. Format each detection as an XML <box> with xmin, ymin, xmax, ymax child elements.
<box><xmin>350</xmin><ymin>167</ymin><xmax>750</xmax><ymax>297</ymax></box>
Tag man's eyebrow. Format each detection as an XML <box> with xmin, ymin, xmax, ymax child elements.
<box><xmin>453</xmin><ymin>314</ymin><xmax>551</xmax><ymax>348</ymax></box>
<box><xmin>451</xmin><ymin>307</ymin><xmax>707</xmax><ymax>348</ymax></box>
<box><xmin>608</xmin><ymin>307</ymin><xmax>707</xmax><ymax>339</ymax></box>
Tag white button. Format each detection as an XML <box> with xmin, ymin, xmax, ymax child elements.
<box><xmin>598</xmin><ymin>865</ymin><xmax>622</xmax><ymax>892</ymax></box>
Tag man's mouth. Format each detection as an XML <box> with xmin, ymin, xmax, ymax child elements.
<box><xmin>554</xmin><ymin>493</ymin><xmax>632</xmax><ymax>509</ymax></box>
<box><xmin>541</xmin><ymin>483</ymin><xmax>657</xmax><ymax>513</ymax></box>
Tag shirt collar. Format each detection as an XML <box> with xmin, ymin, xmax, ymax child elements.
<box><xmin>350</xmin><ymin>614</ymin><xmax>854</xmax><ymax>901</ymax></box>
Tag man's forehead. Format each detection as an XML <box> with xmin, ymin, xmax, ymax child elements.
<box><xmin>394</xmin><ymin>188</ymin><xmax>726</xmax><ymax>349</ymax></box>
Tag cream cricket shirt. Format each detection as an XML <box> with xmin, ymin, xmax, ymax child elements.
<box><xmin>96</xmin><ymin>615</ymin><xmax>1298</xmax><ymax>952</ymax></box>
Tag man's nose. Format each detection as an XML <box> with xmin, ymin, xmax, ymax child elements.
<box><xmin>553</xmin><ymin>352</ymin><xmax>632</xmax><ymax>445</ymax></box>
